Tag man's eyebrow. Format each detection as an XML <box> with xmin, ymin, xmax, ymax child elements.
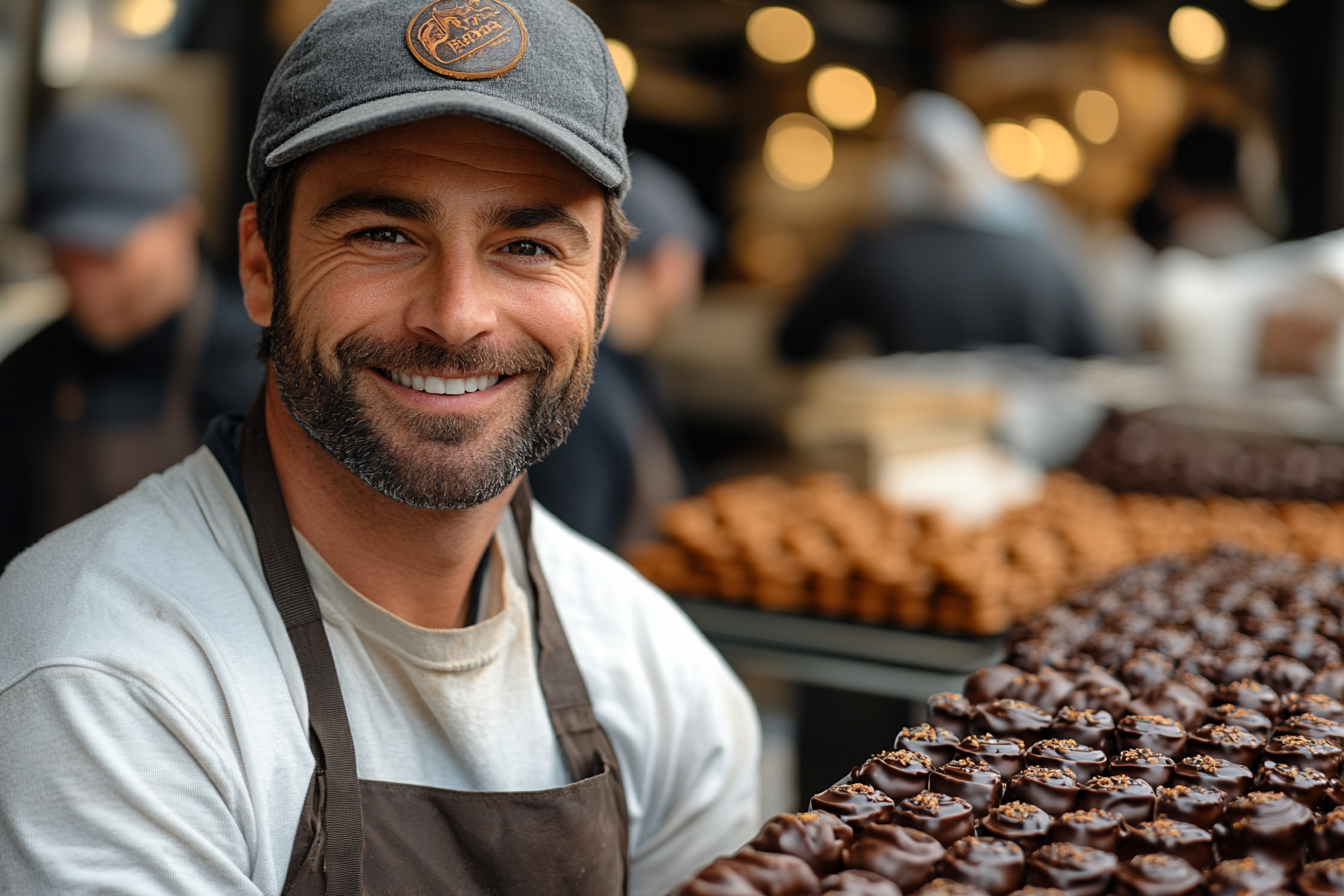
<box><xmin>483</xmin><ymin>204</ymin><xmax>593</xmax><ymax>250</ymax></box>
<box><xmin>312</xmin><ymin>193</ymin><xmax>444</xmax><ymax>226</ymax></box>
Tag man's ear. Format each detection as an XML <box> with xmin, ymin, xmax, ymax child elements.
<box><xmin>238</xmin><ymin>202</ymin><xmax>275</xmax><ymax>327</ymax></box>
<box><xmin>597</xmin><ymin>255</ymin><xmax>625</xmax><ymax>341</ymax></box>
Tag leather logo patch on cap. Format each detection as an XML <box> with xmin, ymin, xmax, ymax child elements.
<box><xmin>407</xmin><ymin>0</ymin><xmax>528</xmax><ymax>80</ymax></box>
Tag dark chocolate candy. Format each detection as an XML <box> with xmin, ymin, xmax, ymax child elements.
<box><xmin>1025</xmin><ymin>740</ymin><xmax>1107</xmax><ymax>784</ymax></box>
<box><xmin>1172</xmin><ymin>671</ymin><xmax>1217</xmax><ymax>701</ymax></box>
<box><xmin>1046</xmin><ymin>809</ymin><xmax>1122</xmax><ymax>854</ymax></box>
<box><xmin>1310</xmin><ymin>807</ymin><xmax>1344</xmax><ymax>862</ymax></box>
<box><xmin>1260</xmin><ymin>656</ymin><xmax>1316</xmax><ymax>696</ymax></box>
<box><xmin>820</xmin><ymin>869</ymin><xmax>903</xmax><ymax>896</ymax></box>
<box><xmin>1254</xmin><ymin>761</ymin><xmax>1330</xmax><ymax>806</ymax></box>
<box><xmin>1267</xmin><ymin>632</ymin><xmax>1341</xmax><ymax>672</ymax></box>
<box><xmin>677</xmin><ymin>847</ymin><xmax>820</xmax><ymax>896</ymax></box>
<box><xmin>1065</xmin><ymin>683</ymin><xmax>1132</xmax><ymax>720</ymax></box>
<box><xmin>1213</xmin><ymin>790</ymin><xmax>1314</xmax><ymax>874</ymax></box>
<box><xmin>1201</xmin><ymin>649</ymin><xmax>1265</xmax><ymax>686</ymax></box>
<box><xmin>1325</xmin><ymin>778</ymin><xmax>1344</xmax><ymax>812</ymax></box>
<box><xmin>894</xmin><ymin>792</ymin><xmax>977</xmax><ymax>847</ymax></box>
<box><xmin>1108</xmin><ymin>749</ymin><xmax>1175</xmax><ymax>788</ymax></box>
<box><xmin>1277</xmin><ymin>712</ymin><xmax>1344</xmax><ymax>747</ymax></box>
<box><xmin>938</xmin><ymin>837</ymin><xmax>1025</xmax><ymax>896</ymax></box>
<box><xmin>913</xmin><ymin>878</ymin><xmax>992</xmax><ymax>896</ymax></box>
<box><xmin>811</xmin><ymin>783</ymin><xmax>896</xmax><ymax>833</ymax></box>
<box><xmin>1263</xmin><ymin>734</ymin><xmax>1342</xmax><ymax>777</ymax></box>
<box><xmin>1309</xmin><ymin>665</ymin><xmax>1344</xmax><ymax>702</ymax></box>
<box><xmin>1206</xmin><ymin>857</ymin><xmax>1287</xmax><ymax>896</ymax></box>
<box><xmin>956</xmin><ymin>736</ymin><xmax>1027</xmax><ymax>780</ymax></box>
<box><xmin>1171</xmin><ymin>754</ymin><xmax>1253</xmax><ymax>800</ymax></box>
<box><xmin>844</xmin><ymin>823</ymin><xmax>945</xmax><ymax>892</ymax></box>
<box><xmin>1204</xmin><ymin>704</ymin><xmax>1274</xmax><ymax>742</ymax></box>
<box><xmin>1281</xmin><ymin>693</ymin><xmax>1344</xmax><ymax>725</ymax></box>
<box><xmin>1186</xmin><ymin>723</ymin><xmax>1264</xmax><ymax>768</ymax></box>
<box><xmin>1119</xmin><ymin>651</ymin><xmax>1175</xmax><ymax>692</ymax></box>
<box><xmin>750</xmin><ymin>811</ymin><xmax>854</xmax><ymax>877</ymax></box>
<box><xmin>967</xmin><ymin>666</ymin><xmax>1029</xmax><ymax>705</ymax></box>
<box><xmin>930</xmin><ymin>694</ymin><xmax>976</xmax><ymax>740</ymax></box>
<box><xmin>1128</xmin><ymin>681</ymin><xmax>1207</xmax><ymax>732</ymax></box>
<box><xmin>854</xmin><ymin>750</ymin><xmax>934</xmax><ymax>802</ymax></box>
<box><xmin>971</xmin><ymin>701</ymin><xmax>1053</xmax><ymax>747</ymax></box>
<box><xmin>1298</xmin><ymin>859</ymin><xmax>1344</xmax><ymax>896</ymax></box>
<box><xmin>1002</xmin><ymin>669</ymin><xmax>1076</xmax><ymax>715</ymax></box>
<box><xmin>1114</xmin><ymin>854</ymin><xmax>1203</xmax><ymax>896</ymax></box>
<box><xmin>979</xmin><ymin>802</ymin><xmax>1052</xmax><ymax>855</ymax></box>
<box><xmin>1115</xmin><ymin>715</ymin><xmax>1187</xmax><ymax>759</ymax></box>
<box><xmin>1004</xmin><ymin>767</ymin><xmax>1079</xmax><ymax>817</ymax></box>
<box><xmin>1119</xmin><ymin>818</ymin><xmax>1215</xmax><ymax>870</ymax></box>
<box><xmin>1153</xmin><ymin>784</ymin><xmax>1224</xmax><ymax>829</ymax></box>
<box><xmin>1006</xmin><ymin>889</ymin><xmax>1064</xmax><ymax>896</ymax></box>
<box><xmin>1076</xmin><ymin>775</ymin><xmax>1154</xmax><ymax>825</ymax></box>
<box><xmin>898</xmin><ymin>724</ymin><xmax>963</xmax><ymax>769</ymax></box>
<box><xmin>1024</xmin><ymin>842</ymin><xmax>1117</xmax><ymax>896</ymax></box>
<box><xmin>1048</xmin><ymin>708</ymin><xmax>1115</xmax><ymax>753</ymax></box>
<box><xmin>1213</xmin><ymin>679</ymin><xmax>1281</xmax><ymax>719</ymax></box>
<box><xmin>931</xmin><ymin>759</ymin><xmax>1004</xmax><ymax>820</ymax></box>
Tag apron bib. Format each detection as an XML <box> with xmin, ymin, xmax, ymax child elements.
<box><xmin>239</xmin><ymin>397</ymin><xmax>630</xmax><ymax>896</ymax></box>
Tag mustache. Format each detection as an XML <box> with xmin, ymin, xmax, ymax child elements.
<box><xmin>334</xmin><ymin>332</ymin><xmax>555</xmax><ymax>379</ymax></box>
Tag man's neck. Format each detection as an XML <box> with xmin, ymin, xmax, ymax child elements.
<box><xmin>262</xmin><ymin>377</ymin><xmax>514</xmax><ymax>629</ymax></box>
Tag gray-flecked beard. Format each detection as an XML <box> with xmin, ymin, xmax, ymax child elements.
<box><xmin>269</xmin><ymin>301</ymin><xmax>594</xmax><ymax>510</ymax></box>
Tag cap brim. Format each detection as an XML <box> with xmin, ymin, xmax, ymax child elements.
<box><xmin>265</xmin><ymin>91</ymin><xmax>626</xmax><ymax>193</ymax></box>
<box><xmin>33</xmin><ymin>204</ymin><xmax>153</xmax><ymax>252</ymax></box>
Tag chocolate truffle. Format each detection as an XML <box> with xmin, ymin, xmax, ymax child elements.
<box><xmin>811</xmin><ymin>783</ymin><xmax>896</xmax><ymax>833</ymax></box>
<box><xmin>1214</xmin><ymin>679</ymin><xmax>1283</xmax><ymax>720</ymax></box>
<box><xmin>1325</xmin><ymin>778</ymin><xmax>1344</xmax><ymax>812</ymax></box>
<box><xmin>1260</xmin><ymin>655</ymin><xmax>1316</xmax><ymax>696</ymax></box>
<box><xmin>1076</xmin><ymin>775</ymin><xmax>1154</xmax><ymax>824</ymax></box>
<box><xmin>1128</xmin><ymin>681</ymin><xmax>1207</xmax><ymax>732</ymax></box>
<box><xmin>821</xmin><ymin>870</ymin><xmax>902</xmax><ymax>896</ymax></box>
<box><xmin>1153</xmin><ymin>785</ymin><xmax>1224</xmax><ymax>829</ymax></box>
<box><xmin>1066</xmin><ymin>683</ymin><xmax>1132</xmax><ymax>720</ymax></box>
<box><xmin>1108</xmin><ymin>749</ymin><xmax>1175</xmax><ymax>788</ymax></box>
<box><xmin>930</xmin><ymin>693</ymin><xmax>976</xmax><ymax>740</ymax></box>
<box><xmin>1002</xmin><ymin>669</ymin><xmax>1077</xmax><ymax>715</ymax></box>
<box><xmin>1263</xmin><ymin>734</ymin><xmax>1342</xmax><ymax>777</ymax></box>
<box><xmin>1120</xmin><ymin>818</ymin><xmax>1215</xmax><ymax>870</ymax></box>
<box><xmin>1204</xmin><ymin>704</ymin><xmax>1274</xmax><ymax>742</ymax></box>
<box><xmin>898</xmin><ymin>724</ymin><xmax>963</xmax><ymax>768</ymax></box>
<box><xmin>1309</xmin><ymin>807</ymin><xmax>1344</xmax><ymax>862</ymax></box>
<box><xmin>1048</xmin><ymin>708</ymin><xmax>1115</xmax><ymax>753</ymax></box>
<box><xmin>750</xmin><ymin>811</ymin><xmax>854</xmax><ymax>877</ymax></box>
<box><xmin>1046</xmin><ymin>809</ymin><xmax>1122</xmax><ymax>853</ymax></box>
<box><xmin>971</xmin><ymin>701</ymin><xmax>1053</xmax><ymax>747</ymax></box>
<box><xmin>1171</xmin><ymin>754</ymin><xmax>1253</xmax><ymax>800</ymax></box>
<box><xmin>844</xmin><ymin>823</ymin><xmax>945</xmax><ymax>892</ymax></box>
<box><xmin>1026</xmin><ymin>740</ymin><xmax>1107</xmax><ymax>784</ymax></box>
<box><xmin>956</xmin><ymin>736</ymin><xmax>1028</xmax><ymax>780</ymax></box>
<box><xmin>1186</xmin><ymin>723</ymin><xmax>1264</xmax><ymax>768</ymax></box>
<box><xmin>1281</xmin><ymin>693</ymin><xmax>1344</xmax><ymax>724</ymax></box>
<box><xmin>1114</xmin><ymin>854</ymin><xmax>1203</xmax><ymax>896</ymax></box>
<box><xmin>968</xmin><ymin>666</ymin><xmax>1029</xmax><ymax>705</ymax></box>
<box><xmin>1206</xmin><ymin>858</ymin><xmax>1286</xmax><ymax>896</ymax></box>
<box><xmin>979</xmin><ymin>802</ymin><xmax>1052</xmax><ymax>855</ymax></box>
<box><xmin>932</xmin><ymin>759</ymin><xmax>1005</xmax><ymax>819</ymax></box>
<box><xmin>1004</xmin><ymin>767</ymin><xmax>1079</xmax><ymax>817</ymax></box>
<box><xmin>1254</xmin><ymin>761</ymin><xmax>1330</xmax><ymax>806</ymax></box>
<box><xmin>677</xmin><ymin>848</ymin><xmax>820</xmax><ymax>896</ymax></box>
<box><xmin>1024</xmin><ymin>843</ymin><xmax>1117</xmax><ymax>896</ymax></box>
<box><xmin>1007</xmin><ymin>889</ymin><xmax>1064</xmax><ymax>896</ymax></box>
<box><xmin>1202</xmin><ymin>649</ymin><xmax>1265</xmax><ymax>686</ymax></box>
<box><xmin>1213</xmin><ymin>790</ymin><xmax>1314</xmax><ymax>874</ymax></box>
<box><xmin>1119</xmin><ymin>650</ymin><xmax>1175</xmax><ymax>692</ymax></box>
<box><xmin>1116</xmin><ymin>715</ymin><xmax>1187</xmax><ymax>759</ymax></box>
<box><xmin>1309</xmin><ymin>665</ymin><xmax>1344</xmax><ymax>702</ymax></box>
<box><xmin>1172</xmin><ymin>670</ymin><xmax>1217</xmax><ymax>701</ymax></box>
<box><xmin>854</xmin><ymin>750</ymin><xmax>934</xmax><ymax>802</ymax></box>
<box><xmin>1277</xmin><ymin>712</ymin><xmax>1344</xmax><ymax>747</ymax></box>
<box><xmin>894</xmin><ymin>792</ymin><xmax>977</xmax><ymax>847</ymax></box>
<box><xmin>913</xmin><ymin>878</ymin><xmax>992</xmax><ymax>896</ymax></box>
<box><xmin>1298</xmin><ymin>859</ymin><xmax>1344</xmax><ymax>896</ymax></box>
<box><xmin>938</xmin><ymin>837</ymin><xmax>1025</xmax><ymax>896</ymax></box>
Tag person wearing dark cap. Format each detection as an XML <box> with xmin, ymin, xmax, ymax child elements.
<box><xmin>0</xmin><ymin>3</ymin><xmax>759</xmax><ymax>895</ymax></box>
<box><xmin>0</xmin><ymin>100</ymin><xmax>262</xmax><ymax>567</ymax></box>
<box><xmin>530</xmin><ymin>151</ymin><xmax>712</xmax><ymax>548</ymax></box>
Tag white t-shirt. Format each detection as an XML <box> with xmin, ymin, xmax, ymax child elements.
<box><xmin>0</xmin><ymin>447</ymin><xmax>761</xmax><ymax>895</ymax></box>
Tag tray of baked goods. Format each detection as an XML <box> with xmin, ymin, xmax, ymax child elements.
<box><xmin>628</xmin><ymin>468</ymin><xmax>1344</xmax><ymax>637</ymax></box>
<box><xmin>664</xmin><ymin>546</ymin><xmax>1344</xmax><ymax>895</ymax></box>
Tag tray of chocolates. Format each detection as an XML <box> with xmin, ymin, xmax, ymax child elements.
<box><xmin>666</xmin><ymin>546</ymin><xmax>1344</xmax><ymax>895</ymax></box>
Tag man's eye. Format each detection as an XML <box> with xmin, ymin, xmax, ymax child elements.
<box><xmin>506</xmin><ymin>240</ymin><xmax>547</xmax><ymax>257</ymax></box>
<box><xmin>362</xmin><ymin>228</ymin><xmax>407</xmax><ymax>244</ymax></box>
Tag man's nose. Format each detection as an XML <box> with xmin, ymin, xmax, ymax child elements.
<box><xmin>404</xmin><ymin>246</ymin><xmax>500</xmax><ymax>347</ymax></box>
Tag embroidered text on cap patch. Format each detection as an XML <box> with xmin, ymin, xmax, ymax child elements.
<box><xmin>407</xmin><ymin>0</ymin><xmax>528</xmax><ymax>80</ymax></box>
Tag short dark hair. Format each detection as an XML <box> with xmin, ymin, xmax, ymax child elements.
<box><xmin>252</xmin><ymin>158</ymin><xmax>635</xmax><ymax>359</ymax></box>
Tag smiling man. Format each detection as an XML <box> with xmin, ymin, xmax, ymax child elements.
<box><xmin>0</xmin><ymin>1</ymin><xmax>760</xmax><ymax>894</ymax></box>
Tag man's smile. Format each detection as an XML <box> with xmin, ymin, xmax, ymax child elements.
<box><xmin>379</xmin><ymin>368</ymin><xmax>506</xmax><ymax>395</ymax></box>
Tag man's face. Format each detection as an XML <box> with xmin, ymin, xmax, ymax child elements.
<box><xmin>258</xmin><ymin>116</ymin><xmax>607</xmax><ymax>510</ymax></box>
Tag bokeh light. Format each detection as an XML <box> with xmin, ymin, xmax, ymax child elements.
<box><xmin>985</xmin><ymin>121</ymin><xmax>1044</xmax><ymax>181</ymax></box>
<box><xmin>746</xmin><ymin>7</ymin><xmax>815</xmax><ymax>64</ymax></box>
<box><xmin>807</xmin><ymin>65</ymin><xmax>877</xmax><ymax>130</ymax></box>
<box><xmin>764</xmin><ymin>113</ymin><xmax>834</xmax><ymax>191</ymax></box>
<box><xmin>1074</xmin><ymin>90</ymin><xmax>1120</xmax><ymax>144</ymax></box>
<box><xmin>1002</xmin><ymin>0</ymin><xmax>1048</xmax><ymax>6</ymax></box>
<box><xmin>606</xmin><ymin>39</ymin><xmax>637</xmax><ymax>92</ymax></box>
<box><xmin>113</xmin><ymin>0</ymin><xmax>177</xmax><ymax>37</ymax></box>
<box><xmin>1029</xmin><ymin>117</ymin><xmax>1083</xmax><ymax>185</ymax></box>
<box><xmin>1245</xmin><ymin>0</ymin><xmax>1289</xmax><ymax>8</ymax></box>
<box><xmin>1169</xmin><ymin>6</ymin><xmax>1226</xmax><ymax>64</ymax></box>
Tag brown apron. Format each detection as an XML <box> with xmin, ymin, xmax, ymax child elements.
<box><xmin>35</xmin><ymin>278</ymin><xmax>212</xmax><ymax>536</ymax></box>
<box><xmin>239</xmin><ymin>397</ymin><xmax>630</xmax><ymax>896</ymax></box>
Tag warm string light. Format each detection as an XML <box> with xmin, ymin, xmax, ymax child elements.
<box><xmin>113</xmin><ymin>0</ymin><xmax>177</xmax><ymax>37</ymax></box>
<box><xmin>985</xmin><ymin>121</ymin><xmax>1044</xmax><ymax>181</ymax></box>
<box><xmin>1170</xmin><ymin>6</ymin><xmax>1226</xmax><ymax>64</ymax></box>
<box><xmin>807</xmin><ymin>65</ymin><xmax>877</xmax><ymax>130</ymax></box>
<box><xmin>1074</xmin><ymin>90</ymin><xmax>1120</xmax><ymax>144</ymax></box>
<box><xmin>746</xmin><ymin>6</ymin><xmax>814</xmax><ymax>64</ymax></box>
<box><xmin>605</xmin><ymin>39</ymin><xmax>637</xmax><ymax>92</ymax></box>
<box><xmin>764</xmin><ymin>113</ymin><xmax>834</xmax><ymax>190</ymax></box>
<box><xmin>1029</xmin><ymin>117</ymin><xmax>1083</xmax><ymax>185</ymax></box>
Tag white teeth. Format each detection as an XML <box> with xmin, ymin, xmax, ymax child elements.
<box><xmin>424</xmin><ymin>376</ymin><xmax>447</xmax><ymax>394</ymax></box>
<box><xmin>392</xmin><ymin>370</ymin><xmax>502</xmax><ymax>394</ymax></box>
<box><xmin>399</xmin><ymin>372</ymin><xmax>412</xmax><ymax>387</ymax></box>
<box><xmin>445</xmin><ymin>378</ymin><xmax>465</xmax><ymax>395</ymax></box>
<box><xmin>411</xmin><ymin>375</ymin><xmax>425</xmax><ymax>391</ymax></box>
<box><xmin>465</xmin><ymin>377</ymin><xmax>479</xmax><ymax>393</ymax></box>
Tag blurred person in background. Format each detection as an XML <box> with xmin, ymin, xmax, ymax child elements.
<box><xmin>1132</xmin><ymin>121</ymin><xmax>1274</xmax><ymax>258</ymax></box>
<box><xmin>778</xmin><ymin>91</ymin><xmax>1108</xmax><ymax>361</ymax></box>
<box><xmin>0</xmin><ymin>100</ymin><xmax>261</xmax><ymax>567</ymax></box>
<box><xmin>530</xmin><ymin>151</ymin><xmax>712</xmax><ymax>548</ymax></box>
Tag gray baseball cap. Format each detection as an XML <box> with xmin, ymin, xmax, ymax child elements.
<box><xmin>249</xmin><ymin>0</ymin><xmax>630</xmax><ymax>199</ymax></box>
<box><xmin>26</xmin><ymin>100</ymin><xmax>194</xmax><ymax>251</ymax></box>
